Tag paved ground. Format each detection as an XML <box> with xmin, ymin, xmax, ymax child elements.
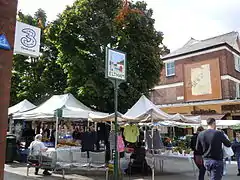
<box><xmin>4</xmin><ymin>160</ymin><xmax>240</xmax><ymax>180</ymax></box>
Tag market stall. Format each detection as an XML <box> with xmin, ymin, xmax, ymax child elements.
<box><xmin>8</xmin><ymin>99</ymin><xmax>36</xmax><ymax>135</ymax></box>
<box><xmin>8</xmin><ymin>99</ymin><xmax>36</xmax><ymax>115</ymax></box>
<box><xmin>13</xmin><ymin>93</ymin><xmax>109</xmax><ymax>148</ymax></box>
<box><xmin>122</xmin><ymin>95</ymin><xmax>200</xmax><ymax>123</ymax></box>
<box><xmin>201</xmin><ymin>120</ymin><xmax>240</xmax><ymax>127</ymax></box>
<box><xmin>119</xmin><ymin>95</ymin><xmax>200</xmax><ymax>178</ymax></box>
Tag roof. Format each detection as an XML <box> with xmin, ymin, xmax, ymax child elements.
<box><xmin>8</xmin><ymin>99</ymin><xmax>36</xmax><ymax>115</ymax></box>
<box><xmin>13</xmin><ymin>93</ymin><xmax>108</xmax><ymax>119</ymax></box>
<box><xmin>163</xmin><ymin>31</ymin><xmax>240</xmax><ymax>60</ymax></box>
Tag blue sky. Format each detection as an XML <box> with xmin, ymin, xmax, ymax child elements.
<box><xmin>18</xmin><ymin>0</ymin><xmax>240</xmax><ymax>51</ymax></box>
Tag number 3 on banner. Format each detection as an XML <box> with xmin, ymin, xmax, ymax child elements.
<box><xmin>20</xmin><ymin>28</ymin><xmax>37</xmax><ymax>48</ymax></box>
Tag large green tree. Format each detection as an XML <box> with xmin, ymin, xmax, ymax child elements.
<box><xmin>47</xmin><ymin>0</ymin><xmax>168</xmax><ymax>113</ymax></box>
<box><xmin>10</xmin><ymin>9</ymin><xmax>67</xmax><ymax>106</ymax></box>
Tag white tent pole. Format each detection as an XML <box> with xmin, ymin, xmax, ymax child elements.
<box><xmin>151</xmin><ymin>111</ymin><xmax>153</xmax><ymax>150</ymax></box>
<box><xmin>55</xmin><ymin>115</ymin><xmax>59</xmax><ymax>148</ymax></box>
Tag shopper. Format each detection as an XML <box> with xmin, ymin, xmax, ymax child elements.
<box><xmin>232</xmin><ymin>132</ymin><xmax>240</xmax><ymax>176</ymax></box>
<box><xmin>217</xmin><ymin>129</ymin><xmax>231</xmax><ymax>176</ymax></box>
<box><xmin>190</xmin><ymin>126</ymin><xmax>205</xmax><ymax>180</ymax></box>
<box><xmin>29</xmin><ymin>134</ymin><xmax>52</xmax><ymax>176</ymax></box>
<box><xmin>196</xmin><ymin>118</ymin><xmax>231</xmax><ymax>180</ymax></box>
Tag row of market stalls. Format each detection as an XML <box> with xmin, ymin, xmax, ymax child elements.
<box><xmin>7</xmin><ymin>94</ymin><xmax>201</xmax><ymax>149</ymax></box>
<box><xmin>8</xmin><ymin>93</ymin><xmax>240</xmax><ymax>136</ymax></box>
<box><xmin>7</xmin><ymin>93</ymin><xmax>240</xmax><ymax>178</ymax></box>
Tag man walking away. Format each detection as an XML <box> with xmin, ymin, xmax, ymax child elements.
<box><xmin>191</xmin><ymin>126</ymin><xmax>206</xmax><ymax>180</ymax></box>
<box><xmin>196</xmin><ymin>118</ymin><xmax>231</xmax><ymax>180</ymax></box>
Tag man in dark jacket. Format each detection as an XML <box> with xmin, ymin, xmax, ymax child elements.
<box><xmin>191</xmin><ymin>126</ymin><xmax>205</xmax><ymax>180</ymax></box>
<box><xmin>196</xmin><ymin>118</ymin><xmax>231</xmax><ymax>180</ymax></box>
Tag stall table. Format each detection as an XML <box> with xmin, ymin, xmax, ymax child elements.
<box><xmin>45</xmin><ymin>146</ymin><xmax>81</xmax><ymax>159</ymax></box>
<box><xmin>146</xmin><ymin>153</ymin><xmax>197</xmax><ymax>178</ymax></box>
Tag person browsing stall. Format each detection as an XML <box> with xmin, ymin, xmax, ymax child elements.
<box><xmin>29</xmin><ymin>134</ymin><xmax>52</xmax><ymax>176</ymax></box>
<box><xmin>190</xmin><ymin>126</ymin><xmax>206</xmax><ymax>180</ymax></box>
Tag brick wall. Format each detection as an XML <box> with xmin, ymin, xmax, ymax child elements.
<box><xmin>222</xmin><ymin>79</ymin><xmax>237</xmax><ymax>99</ymax></box>
<box><xmin>159</xmin><ymin>49</ymin><xmax>238</xmax><ymax>84</ymax></box>
<box><xmin>152</xmin><ymin>86</ymin><xmax>184</xmax><ymax>105</ymax></box>
<box><xmin>154</xmin><ymin>48</ymin><xmax>240</xmax><ymax>105</ymax></box>
<box><xmin>0</xmin><ymin>1</ymin><xmax>18</xmax><ymax>180</ymax></box>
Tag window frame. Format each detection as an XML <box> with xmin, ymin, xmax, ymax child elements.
<box><xmin>165</xmin><ymin>61</ymin><xmax>175</xmax><ymax>77</ymax></box>
<box><xmin>234</xmin><ymin>55</ymin><xmax>240</xmax><ymax>72</ymax></box>
<box><xmin>236</xmin><ymin>83</ymin><xmax>240</xmax><ymax>98</ymax></box>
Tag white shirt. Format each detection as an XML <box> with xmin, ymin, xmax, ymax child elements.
<box><xmin>29</xmin><ymin>140</ymin><xmax>47</xmax><ymax>156</ymax></box>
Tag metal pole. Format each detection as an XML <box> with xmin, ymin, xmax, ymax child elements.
<box><xmin>0</xmin><ymin>1</ymin><xmax>18</xmax><ymax>179</ymax></box>
<box><xmin>55</xmin><ymin>115</ymin><xmax>59</xmax><ymax>148</ymax></box>
<box><xmin>114</xmin><ymin>79</ymin><xmax>119</xmax><ymax>180</ymax></box>
<box><xmin>151</xmin><ymin>111</ymin><xmax>153</xmax><ymax>150</ymax></box>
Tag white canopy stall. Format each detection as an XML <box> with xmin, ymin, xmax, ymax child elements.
<box><xmin>201</xmin><ymin>120</ymin><xmax>240</xmax><ymax>128</ymax></box>
<box><xmin>13</xmin><ymin>93</ymin><xmax>107</xmax><ymax>120</ymax></box>
<box><xmin>123</xmin><ymin>95</ymin><xmax>200</xmax><ymax>123</ymax></box>
<box><xmin>8</xmin><ymin>99</ymin><xmax>36</xmax><ymax>115</ymax></box>
<box><xmin>13</xmin><ymin>93</ymin><xmax>108</xmax><ymax>147</ymax></box>
<box><xmin>89</xmin><ymin>112</ymin><xmax>124</xmax><ymax>122</ymax></box>
<box><xmin>8</xmin><ymin>99</ymin><xmax>36</xmax><ymax>133</ymax></box>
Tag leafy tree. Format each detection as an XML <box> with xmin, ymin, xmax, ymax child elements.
<box><xmin>48</xmin><ymin>0</ymin><xmax>168</xmax><ymax>113</ymax></box>
<box><xmin>10</xmin><ymin>9</ymin><xmax>67</xmax><ymax>106</ymax></box>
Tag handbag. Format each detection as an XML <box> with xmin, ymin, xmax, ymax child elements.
<box><xmin>223</xmin><ymin>146</ymin><xmax>234</xmax><ymax>158</ymax></box>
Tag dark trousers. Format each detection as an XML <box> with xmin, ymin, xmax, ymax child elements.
<box><xmin>96</xmin><ymin>139</ymin><xmax>110</xmax><ymax>162</ymax></box>
<box><xmin>34</xmin><ymin>155</ymin><xmax>52</xmax><ymax>173</ymax></box>
<box><xmin>204</xmin><ymin>159</ymin><xmax>224</xmax><ymax>180</ymax></box>
<box><xmin>194</xmin><ymin>155</ymin><xmax>206</xmax><ymax>180</ymax></box>
<box><xmin>236</xmin><ymin>152</ymin><xmax>240</xmax><ymax>169</ymax></box>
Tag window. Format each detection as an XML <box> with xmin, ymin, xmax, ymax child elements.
<box><xmin>165</xmin><ymin>62</ymin><xmax>175</xmax><ymax>77</ymax></box>
<box><xmin>234</xmin><ymin>55</ymin><xmax>240</xmax><ymax>72</ymax></box>
<box><xmin>236</xmin><ymin>83</ymin><xmax>240</xmax><ymax>98</ymax></box>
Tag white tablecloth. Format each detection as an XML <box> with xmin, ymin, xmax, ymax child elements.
<box><xmin>146</xmin><ymin>153</ymin><xmax>196</xmax><ymax>177</ymax></box>
<box><xmin>44</xmin><ymin>146</ymin><xmax>81</xmax><ymax>158</ymax></box>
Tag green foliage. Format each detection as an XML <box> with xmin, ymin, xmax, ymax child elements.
<box><xmin>11</xmin><ymin>1</ymin><xmax>169</xmax><ymax>112</ymax></box>
<box><xmin>47</xmin><ymin>0</ymin><xmax>168</xmax><ymax>112</ymax></box>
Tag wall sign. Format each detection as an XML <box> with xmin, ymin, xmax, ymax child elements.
<box><xmin>0</xmin><ymin>34</ymin><xmax>11</xmax><ymax>50</ymax></box>
<box><xmin>14</xmin><ymin>21</ymin><xmax>41</xmax><ymax>57</ymax></box>
<box><xmin>222</xmin><ymin>104</ymin><xmax>240</xmax><ymax>113</ymax></box>
<box><xmin>105</xmin><ymin>47</ymin><xmax>127</xmax><ymax>81</ymax></box>
<box><xmin>191</xmin><ymin>109</ymin><xmax>216</xmax><ymax>115</ymax></box>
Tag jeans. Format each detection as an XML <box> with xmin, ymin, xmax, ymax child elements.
<box><xmin>204</xmin><ymin>159</ymin><xmax>224</xmax><ymax>180</ymax></box>
<box><xmin>223</xmin><ymin>159</ymin><xmax>226</xmax><ymax>175</ymax></box>
<box><xmin>236</xmin><ymin>152</ymin><xmax>240</xmax><ymax>169</ymax></box>
<box><xmin>194</xmin><ymin>155</ymin><xmax>206</xmax><ymax>180</ymax></box>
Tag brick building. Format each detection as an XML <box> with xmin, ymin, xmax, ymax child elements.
<box><xmin>152</xmin><ymin>31</ymin><xmax>240</xmax><ymax>120</ymax></box>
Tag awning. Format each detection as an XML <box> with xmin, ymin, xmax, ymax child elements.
<box><xmin>200</xmin><ymin>114</ymin><xmax>225</xmax><ymax>120</ymax></box>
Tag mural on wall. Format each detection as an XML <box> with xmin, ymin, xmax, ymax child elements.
<box><xmin>184</xmin><ymin>58</ymin><xmax>222</xmax><ymax>101</ymax></box>
<box><xmin>191</xmin><ymin>64</ymin><xmax>212</xmax><ymax>95</ymax></box>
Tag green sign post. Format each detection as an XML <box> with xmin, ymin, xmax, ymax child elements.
<box><xmin>54</xmin><ymin>108</ymin><xmax>63</xmax><ymax>148</ymax></box>
<box><xmin>105</xmin><ymin>47</ymin><xmax>126</xmax><ymax>180</ymax></box>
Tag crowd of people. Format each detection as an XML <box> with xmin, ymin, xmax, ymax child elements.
<box><xmin>191</xmin><ymin>118</ymin><xmax>240</xmax><ymax>180</ymax></box>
